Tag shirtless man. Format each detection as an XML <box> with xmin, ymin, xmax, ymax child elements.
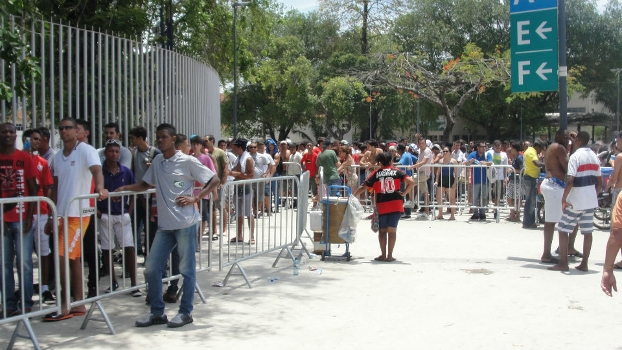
<box><xmin>540</xmin><ymin>129</ymin><xmax>571</xmax><ymax>263</ymax></box>
<box><xmin>359</xmin><ymin>140</ymin><xmax>382</xmax><ymax>170</ymax></box>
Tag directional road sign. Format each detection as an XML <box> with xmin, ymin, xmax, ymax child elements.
<box><xmin>510</xmin><ymin>0</ymin><xmax>558</xmax><ymax>93</ymax></box>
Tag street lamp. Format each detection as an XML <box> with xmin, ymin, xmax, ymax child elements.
<box><xmin>233</xmin><ymin>1</ymin><xmax>250</xmax><ymax>140</ymax></box>
<box><xmin>612</xmin><ymin>68</ymin><xmax>622</xmax><ymax>133</ymax></box>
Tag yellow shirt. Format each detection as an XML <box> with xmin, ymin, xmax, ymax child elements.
<box><xmin>523</xmin><ymin>147</ymin><xmax>540</xmax><ymax>178</ymax></box>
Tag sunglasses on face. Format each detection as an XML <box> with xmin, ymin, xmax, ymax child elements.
<box><xmin>59</xmin><ymin>125</ymin><xmax>74</xmax><ymax>131</ymax></box>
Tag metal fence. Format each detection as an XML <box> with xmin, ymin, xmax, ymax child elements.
<box><xmin>218</xmin><ymin>174</ymin><xmax>309</xmax><ymax>288</ymax></box>
<box><xmin>1</xmin><ymin>15</ymin><xmax>221</xmax><ymax>145</ymax></box>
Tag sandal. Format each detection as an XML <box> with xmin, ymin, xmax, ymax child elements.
<box><xmin>248</xmin><ymin>239</ymin><xmax>256</xmax><ymax>245</ymax></box>
<box><xmin>43</xmin><ymin>312</ymin><xmax>73</xmax><ymax>322</ymax></box>
<box><xmin>229</xmin><ymin>237</ymin><xmax>243</xmax><ymax>243</ymax></box>
<box><xmin>436</xmin><ymin>216</ymin><xmax>444</xmax><ymax>220</ymax></box>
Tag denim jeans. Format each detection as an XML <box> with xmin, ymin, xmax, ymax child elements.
<box><xmin>472</xmin><ymin>182</ymin><xmax>490</xmax><ymax>216</ymax></box>
<box><xmin>1</xmin><ymin>222</ymin><xmax>34</xmax><ymax>310</ymax></box>
<box><xmin>144</xmin><ymin>223</ymin><xmax>198</xmax><ymax>316</ymax></box>
<box><xmin>326</xmin><ymin>178</ymin><xmax>342</xmax><ymax>196</ymax></box>
<box><xmin>523</xmin><ymin>175</ymin><xmax>537</xmax><ymax>226</ymax></box>
<box><xmin>270</xmin><ymin>174</ymin><xmax>280</xmax><ymax>211</ymax></box>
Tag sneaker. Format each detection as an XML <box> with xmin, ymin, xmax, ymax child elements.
<box><xmin>135</xmin><ymin>313</ymin><xmax>168</xmax><ymax>327</ymax></box>
<box><xmin>403</xmin><ymin>200</ymin><xmax>414</xmax><ymax>208</ymax></box>
<box><xmin>130</xmin><ymin>289</ymin><xmax>143</xmax><ymax>297</ymax></box>
<box><xmin>163</xmin><ymin>289</ymin><xmax>179</xmax><ymax>303</ymax></box>
<box><xmin>470</xmin><ymin>214</ymin><xmax>480</xmax><ymax>220</ymax></box>
<box><xmin>479</xmin><ymin>215</ymin><xmax>487</xmax><ymax>221</ymax></box>
<box><xmin>167</xmin><ymin>313</ymin><xmax>193</xmax><ymax>328</ymax></box>
<box><xmin>105</xmin><ymin>282</ymin><xmax>119</xmax><ymax>293</ymax></box>
<box><xmin>401</xmin><ymin>214</ymin><xmax>411</xmax><ymax>219</ymax></box>
<box><xmin>42</xmin><ymin>290</ymin><xmax>56</xmax><ymax>305</ymax></box>
<box><xmin>415</xmin><ymin>213</ymin><xmax>428</xmax><ymax>221</ymax></box>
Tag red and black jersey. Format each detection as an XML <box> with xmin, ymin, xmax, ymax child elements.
<box><xmin>364</xmin><ymin>166</ymin><xmax>407</xmax><ymax>215</ymax></box>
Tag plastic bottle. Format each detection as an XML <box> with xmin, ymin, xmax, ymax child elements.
<box><xmin>293</xmin><ymin>258</ymin><xmax>300</xmax><ymax>276</ymax></box>
<box><xmin>23</xmin><ymin>137</ymin><xmax>31</xmax><ymax>152</ymax></box>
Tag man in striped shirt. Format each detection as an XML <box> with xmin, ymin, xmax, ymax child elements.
<box><xmin>549</xmin><ymin>131</ymin><xmax>602</xmax><ymax>272</ymax></box>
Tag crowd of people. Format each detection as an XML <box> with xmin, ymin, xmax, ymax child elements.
<box><xmin>5</xmin><ymin>120</ymin><xmax>622</xmax><ymax>329</ymax></box>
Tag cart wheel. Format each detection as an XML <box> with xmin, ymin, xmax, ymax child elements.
<box><xmin>321</xmin><ymin>251</ymin><xmax>326</xmax><ymax>261</ymax></box>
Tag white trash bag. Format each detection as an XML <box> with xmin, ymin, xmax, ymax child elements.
<box><xmin>338</xmin><ymin>194</ymin><xmax>365</xmax><ymax>243</ymax></box>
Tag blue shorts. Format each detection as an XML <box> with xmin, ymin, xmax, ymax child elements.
<box><xmin>378</xmin><ymin>212</ymin><xmax>402</xmax><ymax>229</ymax></box>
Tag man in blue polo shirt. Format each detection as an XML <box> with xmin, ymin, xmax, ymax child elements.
<box><xmin>397</xmin><ymin>143</ymin><xmax>415</xmax><ymax>218</ymax></box>
<box><xmin>467</xmin><ymin>140</ymin><xmax>493</xmax><ymax>220</ymax></box>
<box><xmin>97</xmin><ymin>140</ymin><xmax>141</xmax><ymax>296</ymax></box>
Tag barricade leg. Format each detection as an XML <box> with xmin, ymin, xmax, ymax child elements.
<box><xmin>8</xmin><ymin>319</ymin><xmax>41</xmax><ymax>350</ymax></box>
<box><xmin>222</xmin><ymin>262</ymin><xmax>252</xmax><ymax>288</ymax></box>
<box><xmin>80</xmin><ymin>300</ymin><xmax>116</xmax><ymax>334</ymax></box>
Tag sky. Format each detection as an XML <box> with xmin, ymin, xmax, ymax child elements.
<box><xmin>278</xmin><ymin>0</ymin><xmax>318</xmax><ymax>13</ymax></box>
<box><xmin>277</xmin><ymin>0</ymin><xmax>609</xmax><ymax>14</ymax></box>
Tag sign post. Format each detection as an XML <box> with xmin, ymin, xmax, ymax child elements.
<box><xmin>511</xmin><ymin>0</ymin><xmax>559</xmax><ymax>93</ymax></box>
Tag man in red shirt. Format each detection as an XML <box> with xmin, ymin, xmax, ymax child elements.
<box><xmin>23</xmin><ymin>129</ymin><xmax>55</xmax><ymax>304</ymax></box>
<box><xmin>0</xmin><ymin>123</ymin><xmax>38</xmax><ymax>316</ymax></box>
<box><xmin>309</xmin><ymin>137</ymin><xmax>324</xmax><ymax>207</ymax></box>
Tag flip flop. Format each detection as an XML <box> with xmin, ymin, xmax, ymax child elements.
<box><xmin>248</xmin><ymin>240</ymin><xmax>256</xmax><ymax>245</ymax></box>
<box><xmin>229</xmin><ymin>237</ymin><xmax>242</xmax><ymax>243</ymax></box>
<box><xmin>540</xmin><ymin>257</ymin><xmax>560</xmax><ymax>264</ymax></box>
<box><xmin>373</xmin><ymin>256</ymin><xmax>386</xmax><ymax>261</ymax></box>
<box><xmin>43</xmin><ymin>312</ymin><xmax>73</xmax><ymax>322</ymax></box>
<box><xmin>211</xmin><ymin>235</ymin><xmax>219</xmax><ymax>241</ymax></box>
<box><xmin>70</xmin><ymin>309</ymin><xmax>86</xmax><ymax>316</ymax></box>
<box><xmin>569</xmin><ymin>252</ymin><xmax>584</xmax><ymax>258</ymax></box>
<box><xmin>386</xmin><ymin>257</ymin><xmax>396</xmax><ymax>262</ymax></box>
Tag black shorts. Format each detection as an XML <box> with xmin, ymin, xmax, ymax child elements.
<box><xmin>439</xmin><ymin>175</ymin><xmax>455</xmax><ymax>188</ymax></box>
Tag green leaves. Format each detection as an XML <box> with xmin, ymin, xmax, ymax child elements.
<box><xmin>0</xmin><ymin>25</ymin><xmax>41</xmax><ymax>102</ymax></box>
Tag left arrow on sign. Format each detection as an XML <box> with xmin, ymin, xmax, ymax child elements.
<box><xmin>536</xmin><ymin>62</ymin><xmax>553</xmax><ymax>80</ymax></box>
<box><xmin>536</xmin><ymin>21</ymin><xmax>552</xmax><ymax>40</ymax></box>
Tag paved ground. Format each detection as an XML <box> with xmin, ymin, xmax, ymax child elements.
<box><xmin>2</xmin><ymin>210</ymin><xmax>622</xmax><ymax>350</ymax></box>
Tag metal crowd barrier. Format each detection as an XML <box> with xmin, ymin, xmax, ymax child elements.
<box><xmin>416</xmin><ymin>164</ymin><xmax>518</xmax><ymax>222</ymax></box>
<box><xmin>218</xmin><ymin>174</ymin><xmax>308</xmax><ymax>288</ymax></box>
<box><xmin>0</xmin><ymin>196</ymin><xmax>59</xmax><ymax>350</ymax></box>
<box><xmin>56</xmin><ymin>189</ymin><xmax>214</xmax><ymax>337</ymax></box>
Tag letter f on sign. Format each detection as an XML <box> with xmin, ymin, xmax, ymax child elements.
<box><xmin>518</xmin><ymin>61</ymin><xmax>530</xmax><ymax>85</ymax></box>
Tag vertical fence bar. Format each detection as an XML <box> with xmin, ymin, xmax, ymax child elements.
<box><xmin>30</xmin><ymin>20</ymin><xmax>37</xmax><ymax>128</ymax></box>
<box><xmin>67</xmin><ymin>24</ymin><xmax>72</xmax><ymax>119</ymax></box>
<box><xmin>10</xmin><ymin>16</ymin><xmax>17</xmax><ymax>125</ymax></box>
<box><xmin>123</xmin><ymin>38</ymin><xmax>129</xmax><ymax>135</ymax></box>
<box><xmin>40</xmin><ymin>19</ymin><xmax>46</xmax><ymax>128</ymax></box>
<box><xmin>105</xmin><ymin>33</ymin><xmax>109</xmax><ymax>125</ymax></box>
<box><xmin>1</xmin><ymin>17</ymin><xmax>5</xmax><ymax>122</ymax></box>
<box><xmin>59</xmin><ymin>23</ymin><xmax>64</xmax><ymax>122</ymax></box>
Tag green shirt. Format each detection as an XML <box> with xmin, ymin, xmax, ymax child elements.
<box><xmin>316</xmin><ymin>149</ymin><xmax>340</xmax><ymax>183</ymax></box>
<box><xmin>211</xmin><ymin>147</ymin><xmax>229</xmax><ymax>181</ymax></box>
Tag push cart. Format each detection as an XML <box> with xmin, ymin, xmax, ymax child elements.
<box><xmin>320</xmin><ymin>185</ymin><xmax>352</xmax><ymax>261</ymax></box>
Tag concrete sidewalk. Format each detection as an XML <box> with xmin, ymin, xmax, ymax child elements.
<box><xmin>2</xmin><ymin>212</ymin><xmax>622</xmax><ymax>349</ymax></box>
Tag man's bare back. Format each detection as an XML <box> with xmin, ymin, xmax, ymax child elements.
<box><xmin>545</xmin><ymin>142</ymin><xmax>568</xmax><ymax>181</ymax></box>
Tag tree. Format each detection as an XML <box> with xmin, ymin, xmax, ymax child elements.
<box><xmin>318</xmin><ymin>0</ymin><xmax>406</xmax><ymax>54</ymax></box>
<box><xmin>371</xmin><ymin>44</ymin><xmax>509</xmax><ymax>143</ymax></box>
<box><xmin>319</xmin><ymin>76</ymin><xmax>367</xmax><ymax>140</ymax></box>
<box><xmin>222</xmin><ymin>35</ymin><xmax>317</xmax><ymax>140</ymax></box>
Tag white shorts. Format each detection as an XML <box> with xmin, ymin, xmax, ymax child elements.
<box><xmin>32</xmin><ymin>214</ymin><xmax>50</xmax><ymax>256</ymax></box>
<box><xmin>98</xmin><ymin>213</ymin><xmax>134</xmax><ymax>250</ymax></box>
<box><xmin>540</xmin><ymin>178</ymin><xmax>564</xmax><ymax>223</ymax></box>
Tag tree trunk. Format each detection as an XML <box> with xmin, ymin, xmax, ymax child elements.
<box><xmin>442</xmin><ymin>118</ymin><xmax>455</xmax><ymax>145</ymax></box>
<box><xmin>361</xmin><ymin>0</ymin><xmax>369</xmax><ymax>55</ymax></box>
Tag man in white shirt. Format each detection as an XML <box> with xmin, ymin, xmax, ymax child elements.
<box><xmin>250</xmin><ymin>141</ymin><xmax>275</xmax><ymax>217</ymax></box>
<box><xmin>486</xmin><ymin>140</ymin><xmax>509</xmax><ymax>218</ymax></box>
<box><xmin>43</xmin><ymin>118</ymin><xmax>108</xmax><ymax>321</ymax></box>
